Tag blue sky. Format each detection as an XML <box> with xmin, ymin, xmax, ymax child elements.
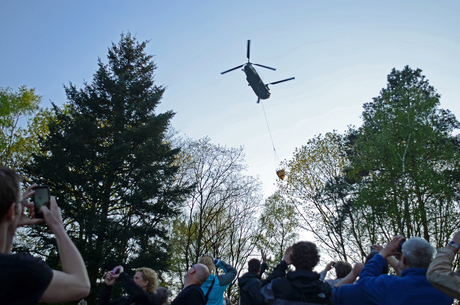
<box><xmin>2</xmin><ymin>1</ymin><xmax>459</xmax><ymax>198</ymax></box>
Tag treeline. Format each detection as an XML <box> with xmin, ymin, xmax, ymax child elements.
<box><xmin>1</xmin><ymin>34</ymin><xmax>459</xmax><ymax>305</ymax></box>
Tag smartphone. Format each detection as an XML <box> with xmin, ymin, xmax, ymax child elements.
<box><xmin>33</xmin><ymin>186</ymin><xmax>50</xmax><ymax>219</ymax></box>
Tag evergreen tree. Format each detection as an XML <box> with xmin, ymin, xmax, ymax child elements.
<box><xmin>25</xmin><ymin>33</ymin><xmax>191</xmax><ymax>302</ymax></box>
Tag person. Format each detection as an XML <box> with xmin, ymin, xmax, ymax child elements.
<box><xmin>98</xmin><ymin>266</ymin><xmax>159</xmax><ymax>305</ymax></box>
<box><xmin>199</xmin><ymin>256</ymin><xmax>237</xmax><ymax>305</ymax></box>
<box><xmin>334</xmin><ymin>236</ymin><xmax>453</xmax><ymax>305</ymax></box>
<box><xmin>238</xmin><ymin>254</ymin><xmax>268</xmax><ymax>305</ymax></box>
<box><xmin>260</xmin><ymin>242</ymin><xmax>332</xmax><ymax>304</ymax></box>
<box><xmin>0</xmin><ymin>167</ymin><xmax>90</xmax><ymax>304</ymax></box>
<box><xmin>319</xmin><ymin>261</ymin><xmax>352</xmax><ymax>287</ymax></box>
<box><xmin>156</xmin><ymin>287</ymin><xmax>172</xmax><ymax>305</ymax></box>
<box><xmin>171</xmin><ymin>263</ymin><xmax>210</xmax><ymax>305</ymax></box>
<box><xmin>427</xmin><ymin>230</ymin><xmax>460</xmax><ymax>299</ymax></box>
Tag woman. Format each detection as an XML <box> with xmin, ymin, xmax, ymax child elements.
<box><xmin>98</xmin><ymin>265</ymin><xmax>159</xmax><ymax>305</ymax></box>
<box><xmin>199</xmin><ymin>256</ymin><xmax>237</xmax><ymax>305</ymax></box>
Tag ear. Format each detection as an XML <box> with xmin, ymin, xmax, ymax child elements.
<box><xmin>401</xmin><ymin>255</ymin><xmax>408</xmax><ymax>269</ymax></box>
<box><xmin>6</xmin><ymin>204</ymin><xmax>15</xmax><ymax>221</ymax></box>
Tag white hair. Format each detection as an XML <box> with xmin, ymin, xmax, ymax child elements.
<box><xmin>402</xmin><ymin>237</ymin><xmax>435</xmax><ymax>268</ymax></box>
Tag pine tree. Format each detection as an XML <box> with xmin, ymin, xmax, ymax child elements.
<box><xmin>25</xmin><ymin>33</ymin><xmax>191</xmax><ymax>302</ymax></box>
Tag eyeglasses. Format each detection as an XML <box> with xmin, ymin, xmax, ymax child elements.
<box><xmin>17</xmin><ymin>199</ymin><xmax>29</xmax><ymax>208</ymax></box>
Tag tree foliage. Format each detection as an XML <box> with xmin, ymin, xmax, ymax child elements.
<box><xmin>24</xmin><ymin>33</ymin><xmax>191</xmax><ymax>302</ymax></box>
<box><xmin>0</xmin><ymin>86</ymin><xmax>50</xmax><ymax>172</ymax></box>
<box><xmin>347</xmin><ymin>66</ymin><xmax>460</xmax><ymax>246</ymax></box>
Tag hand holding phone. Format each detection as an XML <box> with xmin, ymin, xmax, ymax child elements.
<box><xmin>32</xmin><ymin>186</ymin><xmax>50</xmax><ymax>219</ymax></box>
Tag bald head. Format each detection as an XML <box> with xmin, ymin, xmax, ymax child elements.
<box><xmin>184</xmin><ymin>263</ymin><xmax>210</xmax><ymax>288</ymax></box>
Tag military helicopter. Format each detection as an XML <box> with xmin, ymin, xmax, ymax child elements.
<box><xmin>221</xmin><ymin>40</ymin><xmax>295</xmax><ymax>103</ymax></box>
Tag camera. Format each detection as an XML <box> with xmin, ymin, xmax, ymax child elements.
<box><xmin>32</xmin><ymin>185</ymin><xmax>50</xmax><ymax>219</ymax></box>
<box><xmin>397</xmin><ymin>238</ymin><xmax>406</xmax><ymax>252</ymax></box>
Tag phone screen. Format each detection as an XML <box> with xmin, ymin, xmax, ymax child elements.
<box><xmin>33</xmin><ymin>186</ymin><xmax>50</xmax><ymax>218</ymax></box>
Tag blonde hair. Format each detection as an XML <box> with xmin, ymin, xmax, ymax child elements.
<box><xmin>198</xmin><ymin>256</ymin><xmax>216</xmax><ymax>274</ymax></box>
<box><xmin>136</xmin><ymin>267</ymin><xmax>159</xmax><ymax>294</ymax></box>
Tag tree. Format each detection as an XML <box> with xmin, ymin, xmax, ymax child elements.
<box><xmin>0</xmin><ymin>86</ymin><xmax>50</xmax><ymax>172</ymax></box>
<box><xmin>347</xmin><ymin>66</ymin><xmax>460</xmax><ymax>247</ymax></box>
<box><xmin>24</xmin><ymin>33</ymin><xmax>191</xmax><ymax>303</ymax></box>
<box><xmin>167</xmin><ymin>137</ymin><xmax>263</xmax><ymax>302</ymax></box>
<box><xmin>258</xmin><ymin>191</ymin><xmax>298</xmax><ymax>265</ymax></box>
<box><xmin>277</xmin><ymin>131</ymin><xmax>365</xmax><ymax>262</ymax></box>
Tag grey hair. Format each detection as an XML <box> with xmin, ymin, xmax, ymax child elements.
<box><xmin>402</xmin><ymin>237</ymin><xmax>435</xmax><ymax>268</ymax></box>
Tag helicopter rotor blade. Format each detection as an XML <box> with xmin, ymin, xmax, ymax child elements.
<box><xmin>221</xmin><ymin>64</ymin><xmax>245</xmax><ymax>75</ymax></box>
<box><xmin>247</xmin><ymin>40</ymin><xmax>251</xmax><ymax>61</ymax></box>
<box><xmin>254</xmin><ymin>63</ymin><xmax>276</xmax><ymax>71</ymax></box>
<box><xmin>266</xmin><ymin>77</ymin><xmax>296</xmax><ymax>85</ymax></box>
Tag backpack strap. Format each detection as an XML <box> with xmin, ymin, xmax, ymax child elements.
<box><xmin>205</xmin><ymin>276</ymin><xmax>216</xmax><ymax>303</ymax></box>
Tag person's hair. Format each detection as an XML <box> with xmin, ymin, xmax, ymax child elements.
<box><xmin>156</xmin><ymin>287</ymin><xmax>171</xmax><ymax>305</ymax></box>
<box><xmin>248</xmin><ymin>258</ymin><xmax>261</xmax><ymax>273</ymax></box>
<box><xmin>198</xmin><ymin>255</ymin><xmax>216</xmax><ymax>274</ymax></box>
<box><xmin>290</xmin><ymin>241</ymin><xmax>320</xmax><ymax>270</ymax></box>
<box><xmin>365</xmin><ymin>251</ymin><xmax>389</xmax><ymax>274</ymax></box>
<box><xmin>402</xmin><ymin>237</ymin><xmax>435</xmax><ymax>268</ymax></box>
<box><xmin>334</xmin><ymin>261</ymin><xmax>352</xmax><ymax>279</ymax></box>
<box><xmin>136</xmin><ymin>267</ymin><xmax>159</xmax><ymax>294</ymax></box>
<box><xmin>0</xmin><ymin>167</ymin><xmax>20</xmax><ymax>221</ymax></box>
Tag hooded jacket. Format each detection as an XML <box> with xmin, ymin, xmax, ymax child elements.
<box><xmin>261</xmin><ymin>261</ymin><xmax>332</xmax><ymax>304</ymax></box>
<box><xmin>238</xmin><ymin>271</ymin><xmax>268</xmax><ymax>305</ymax></box>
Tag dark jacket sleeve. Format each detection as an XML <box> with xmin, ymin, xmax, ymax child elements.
<box><xmin>260</xmin><ymin>262</ymin><xmax>268</xmax><ymax>277</ymax></box>
<box><xmin>261</xmin><ymin>260</ymin><xmax>288</xmax><ymax>287</ymax></box>
<box><xmin>98</xmin><ymin>284</ymin><xmax>117</xmax><ymax>305</ymax></box>
<box><xmin>119</xmin><ymin>272</ymin><xmax>157</xmax><ymax>305</ymax></box>
<box><xmin>216</xmin><ymin>260</ymin><xmax>237</xmax><ymax>286</ymax></box>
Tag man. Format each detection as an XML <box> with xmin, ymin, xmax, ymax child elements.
<box><xmin>427</xmin><ymin>230</ymin><xmax>460</xmax><ymax>299</ymax></box>
<box><xmin>319</xmin><ymin>261</ymin><xmax>352</xmax><ymax>287</ymax></box>
<box><xmin>0</xmin><ymin>167</ymin><xmax>90</xmax><ymax>304</ymax></box>
<box><xmin>261</xmin><ymin>242</ymin><xmax>332</xmax><ymax>304</ymax></box>
<box><xmin>238</xmin><ymin>257</ymin><xmax>268</xmax><ymax>305</ymax></box>
<box><xmin>171</xmin><ymin>263</ymin><xmax>210</xmax><ymax>305</ymax></box>
<box><xmin>334</xmin><ymin>236</ymin><xmax>453</xmax><ymax>305</ymax></box>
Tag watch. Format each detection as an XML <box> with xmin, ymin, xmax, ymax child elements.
<box><xmin>448</xmin><ymin>240</ymin><xmax>460</xmax><ymax>253</ymax></box>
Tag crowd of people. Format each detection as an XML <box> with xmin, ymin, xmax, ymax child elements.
<box><xmin>1</xmin><ymin>165</ymin><xmax>460</xmax><ymax>305</ymax></box>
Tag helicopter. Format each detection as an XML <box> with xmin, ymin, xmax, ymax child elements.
<box><xmin>221</xmin><ymin>40</ymin><xmax>295</xmax><ymax>103</ymax></box>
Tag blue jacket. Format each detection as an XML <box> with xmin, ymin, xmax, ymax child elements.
<box><xmin>201</xmin><ymin>260</ymin><xmax>237</xmax><ymax>305</ymax></box>
<box><xmin>333</xmin><ymin>253</ymin><xmax>453</xmax><ymax>305</ymax></box>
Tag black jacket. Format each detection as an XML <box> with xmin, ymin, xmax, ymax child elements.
<box><xmin>98</xmin><ymin>272</ymin><xmax>158</xmax><ymax>305</ymax></box>
<box><xmin>261</xmin><ymin>261</ymin><xmax>332</xmax><ymax>304</ymax></box>
<box><xmin>238</xmin><ymin>271</ymin><xmax>268</xmax><ymax>305</ymax></box>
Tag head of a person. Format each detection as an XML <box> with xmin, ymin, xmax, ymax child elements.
<box><xmin>248</xmin><ymin>258</ymin><xmax>261</xmax><ymax>273</ymax></box>
<box><xmin>184</xmin><ymin>263</ymin><xmax>210</xmax><ymax>286</ymax></box>
<box><xmin>0</xmin><ymin>167</ymin><xmax>20</xmax><ymax>223</ymax></box>
<box><xmin>134</xmin><ymin>267</ymin><xmax>158</xmax><ymax>294</ymax></box>
<box><xmin>365</xmin><ymin>251</ymin><xmax>389</xmax><ymax>274</ymax></box>
<box><xmin>290</xmin><ymin>241</ymin><xmax>320</xmax><ymax>270</ymax></box>
<box><xmin>402</xmin><ymin>237</ymin><xmax>435</xmax><ymax>269</ymax></box>
<box><xmin>156</xmin><ymin>287</ymin><xmax>172</xmax><ymax>305</ymax></box>
<box><xmin>334</xmin><ymin>261</ymin><xmax>352</xmax><ymax>279</ymax></box>
<box><xmin>198</xmin><ymin>255</ymin><xmax>216</xmax><ymax>274</ymax></box>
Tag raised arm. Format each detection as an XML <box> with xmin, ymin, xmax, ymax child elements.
<box><xmin>216</xmin><ymin>259</ymin><xmax>237</xmax><ymax>286</ymax></box>
<box><xmin>334</xmin><ymin>263</ymin><xmax>363</xmax><ymax>287</ymax></box>
<box><xmin>40</xmin><ymin>197</ymin><xmax>91</xmax><ymax>303</ymax></box>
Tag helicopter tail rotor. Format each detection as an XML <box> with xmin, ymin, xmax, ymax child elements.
<box><xmin>221</xmin><ymin>64</ymin><xmax>245</xmax><ymax>75</ymax></box>
<box><xmin>267</xmin><ymin>77</ymin><xmax>295</xmax><ymax>86</ymax></box>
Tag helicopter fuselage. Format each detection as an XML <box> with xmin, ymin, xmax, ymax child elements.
<box><xmin>244</xmin><ymin>64</ymin><xmax>270</xmax><ymax>100</ymax></box>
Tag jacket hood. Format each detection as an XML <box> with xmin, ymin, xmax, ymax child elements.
<box><xmin>286</xmin><ymin>270</ymin><xmax>326</xmax><ymax>295</ymax></box>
